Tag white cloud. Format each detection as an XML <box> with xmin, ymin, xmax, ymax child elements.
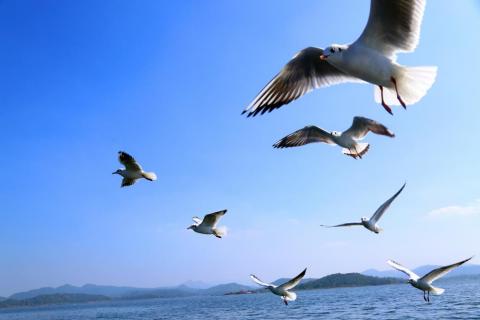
<box><xmin>428</xmin><ymin>199</ymin><xmax>480</xmax><ymax>217</ymax></box>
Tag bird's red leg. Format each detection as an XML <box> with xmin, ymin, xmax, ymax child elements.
<box><xmin>379</xmin><ymin>85</ymin><xmax>393</xmax><ymax>115</ymax></box>
<box><xmin>390</xmin><ymin>77</ymin><xmax>407</xmax><ymax>109</ymax></box>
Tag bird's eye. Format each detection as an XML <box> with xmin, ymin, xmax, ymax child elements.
<box><xmin>330</xmin><ymin>48</ymin><xmax>335</xmax><ymax>53</ymax></box>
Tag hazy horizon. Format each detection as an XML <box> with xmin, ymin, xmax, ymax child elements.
<box><xmin>6</xmin><ymin>261</ymin><xmax>480</xmax><ymax>297</ymax></box>
<box><xmin>1</xmin><ymin>1</ymin><xmax>479</xmax><ymax>298</ymax></box>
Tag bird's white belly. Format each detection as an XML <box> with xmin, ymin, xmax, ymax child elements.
<box><xmin>121</xmin><ymin>171</ymin><xmax>143</xmax><ymax>179</ymax></box>
<box><xmin>362</xmin><ymin>220</ymin><xmax>373</xmax><ymax>231</ymax></box>
<box><xmin>415</xmin><ymin>280</ymin><xmax>433</xmax><ymax>291</ymax></box>
<box><xmin>195</xmin><ymin>225</ymin><xmax>213</xmax><ymax>234</ymax></box>
<box><xmin>332</xmin><ymin>45</ymin><xmax>394</xmax><ymax>87</ymax></box>
<box><xmin>333</xmin><ymin>135</ymin><xmax>356</xmax><ymax>149</ymax></box>
<box><xmin>271</xmin><ymin>287</ymin><xmax>286</xmax><ymax>296</ymax></box>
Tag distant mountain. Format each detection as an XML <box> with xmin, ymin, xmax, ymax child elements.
<box><xmin>296</xmin><ymin>273</ymin><xmax>402</xmax><ymax>290</ymax></box>
<box><xmin>0</xmin><ymin>293</ymin><xmax>110</xmax><ymax>308</ymax></box>
<box><xmin>362</xmin><ymin>264</ymin><xmax>480</xmax><ymax>279</ymax></box>
<box><xmin>271</xmin><ymin>278</ymin><xmax>314</xmax><ymax>286</ymax></box>
<box><xmin>9</xmin><ymin>284</ymin><xmax>147</xmax><ymax>300</ymax></box>
<box><xmin>9</xmin><ymin>282</ymin><xmax>253</xmax><ymax>302</ymax></box>
<box><xmin>236</xmin><ymin>273</ymin><xmax>402</xmax><ymax>296</ymax></box>
<box><xmin>121</xmin><ymin>283</ymin><xmax>253</xmax><ymax>299</ymax></box>
<box><xmin>180</xmin><ymin>280</ymin><xmax>211</xmax><ymax>289</ymax></box>
<box><xmin>0</xmin><ymin>297</ymin><xmax>5</xmax><ymax>302</ymax></box>
<box><xmin>202</xmin><ymin>283</ymin><xmax>253</xmax><ymax>295</ymax></box>
<box><xmin>121</xmin><ymin>287</ymin><xmax>195</xmax><ymax>300</ymax></box>
<box><xmin>12</xmin><ymin>265</ymin><xmax>477</xmax><ymax>307</ymax></box>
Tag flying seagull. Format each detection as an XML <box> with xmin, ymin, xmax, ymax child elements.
<box><xmin>387</xmin><ymin>257</ymin><xmax>473</xmax><ymax>302</ymax></box>
<box><xmin>250</xmin><ymin>268</ymin><xmax>307</xmax><ymax>305</ymax></box>
<box><xmin>321</xmin><ymin>183</ymin><xmax>405</xmax><ymax>233</ymax></box>
<box><xmin>112</xmin><ymin>151</ymin><xmax>157</xmax><ymax>187</ymax></box>
<box><xmin>243</xmin><ymin>0</ymin><xmax>437</xmax><ymax>116</ymax></box>
<box><xmin>273</xmin><ymin>116</ymin><xmax>394</xmax><ymax>159</ymax></box>
<box><xmin>187</xmin><ymin>209</ymin><xmax>227</xmax><ymax>238</ymax></box>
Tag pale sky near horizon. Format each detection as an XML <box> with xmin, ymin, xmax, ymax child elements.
<box><xmin>1</xmin><ymin>0</ymin><xmax>479</xmax><ymax>297</ymax></box>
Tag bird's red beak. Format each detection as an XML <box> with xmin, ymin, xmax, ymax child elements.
<box><xmin>320</xmin><ymin>54</ymin><xmax>328</xmax><ymax>61</ymax></box>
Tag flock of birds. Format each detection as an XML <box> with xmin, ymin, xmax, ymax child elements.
<box><xmin>112</xmin><ymin>0</ymin><xmax>472</xmax><ymax>306</ymax></box>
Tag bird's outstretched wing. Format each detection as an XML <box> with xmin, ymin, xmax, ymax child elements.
<box><xmin>243</xmin><ymin>47</ymin><xmax>358</xmax><ymax>117</ymax></box>
<box><xmin>121</xmin><ymin>178</ymin><xmax>136</xmax><ymax>188</ymax></box>
<box><xmin>201</xmin><ymin>210</ymin><xmax>227</xmax><ymax>228</ymax></box>
<box><xmin>344</xmin><ymin>117</ymin><xmax>395</xmax><ymax>141</ymax></box>
<box><xmin>273</xmin><ymin>126</ymin><xmax>335</xmax><ymax>148</ymax></box>
<box><xmin>387</xmin><ymin>260</ymin><xmax>419</xmax><ymax>280</ymax></box>
<box><xmin>370</xmin><ymin>183</ymin><xmax>405</xmax><ymax>224</ymax></box>
<box><xmin>420</xmin><ymin>257</ymin><xmax>473</xmax><ymax>284</ymax></box>
<box><xmin>355</xmin><ymin>0</ymin><xmax>426</xmax><ymax>57</ymax></box>
<box><xmin>250</xmin><ymin>274</ymin><xmax>274</xmax><ymax>288</ymax></box>
<box><xmin>118</xmin><ymin>151</ymin><xmax>142</xmax><ymax>172</ymax></box>
<box><xmin>321</xmin><ymin>222</ymin><xmax>363</xmax><ymax>228</ymax></box>
<box><xmin>192</xmin><ymin>217</ymin><xmax>202</xmax><ymax>225</ymax></box>
<box><xmin>278</xmin><ymin>268</ymin><xmax>307</xmax><ymax>291</ymax></box>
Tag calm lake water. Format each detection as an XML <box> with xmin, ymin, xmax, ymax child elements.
<box><xmin>1</xmin><ymin>278</ymin><xmax>479</xmax><ymax>320</ymax></box>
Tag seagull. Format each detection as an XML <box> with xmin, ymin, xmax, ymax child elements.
<box><xmin>187</xmin><ymin>209</ymin><xmax>227</xmax><ymax>238</ymax></box>
<box><xmin>250</xmin><ymin>268</ymin><xmax>307</xmax><ymax>305</ymax></box>
<box><xmin>387</xmin><ymin>257</ymin><xmax>473</xmax><ymax>302</ymax></box>
<box><xmin>112</xmin><ymin>151</ymin><xmax>157</xmax><ymax>187</ymax></box>
<box><xmin>273</xmin><ymin>116</ymin><xmax>394</xmax><ymax>159</ymax></box>
<box><xmin>243</xmin><ymin>0</ymin><xmax>437</xmax><ymax>116</ymax></box>
<box><xmin>321</xmin><ymin>183</ymin><xmax>405</xmax><ymax>233</ymax></box>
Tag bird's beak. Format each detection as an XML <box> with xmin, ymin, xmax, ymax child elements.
<box><xmin>112</xmin><ymin>171</ymin><xmax>117</xmax><ymax>175</ymax></box>
<box><xmin>320</xmin><ymin>54</ymin><xmax>328</xmax><ymax>61</ymax></box>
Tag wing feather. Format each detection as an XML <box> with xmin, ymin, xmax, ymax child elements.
<box><xmin>344</xmin><ymin>117</ymin><xmax>395</xmax><ymax>141</ymax></box>
<box><xmin>243</xmin><ymin>47</ymin><xmax>357</xmax><ymax>117</ymax></box>
<box><xmin>121</xmin><ymin>178</ymin><xmax>136</xmax><ymax>188</ymax></box>
<box><xmin>118</xmin><ymin>151</ymin><xmax>142</xmax><ymax>172</ymax></box>
<box><xmin>273</xmin><ymin>126</ymin><xmax>335</xmax><ymax>148</ymax></box>
<box><xmin>370</xmin><ymin>183</ymin><xmax>405</xmax><ymax>223</ymax></box>
<box><xmin>192</xmin><ymin>217</ymin><xmax>202</xmax><ymax>225</ymax></box>
<box><xmin>320</xmin><ymin>222</ymin><xmax>363</xmax><ymax>228</ymax></box>
<box><xmin>387</xmin><ymin>259</ymin><xmax>419</xmax><ymax>280</ymax></box>
<box><xmin>200</xmin><ymin>209</ymin><xmax>227</xmax><ymax>228</ymax></box>
<box><xmin>278</xmin><ymin>268</ymin><xmax>307</xmax><ymax>291</ymax></box>
<box><xmin>355</xmin><ymin>0</ymin><xmax>426</xmax><ymax>56</ymax></box>
<box><xmin>250</xmin><ymin>274</ymin><xmax>274</xmax><ymax>288</ymax></box>
<box><xmin>420</xmin><ymin>257</ymin><xmax>473</xmax><ymax>284</ymax></box>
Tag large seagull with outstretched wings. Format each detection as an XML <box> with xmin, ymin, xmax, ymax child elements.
<box><xmin>243</xmin><ymin>0</ymin><xmax>437</xmax><ymax>116</ymax></box>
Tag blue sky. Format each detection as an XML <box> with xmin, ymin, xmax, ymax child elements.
<box><xmin>1</xmin><ymin>0</ymin><xmax>479</xmax><ymax>296</ymax></box>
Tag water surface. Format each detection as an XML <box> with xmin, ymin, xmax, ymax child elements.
<box><xmin>1</xmin><ymin>278</ymin><xmax>478</xmax><ymax>320</ymax></box>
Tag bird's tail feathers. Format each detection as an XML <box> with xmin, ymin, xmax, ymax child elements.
<box><xmin>430</xmin><ymin>286</ymin><xmax>445</xmax><ymax>295</ymax></box>
<box><xmin>214</xmin><ymin>226</ymin><xmax>228</xmax><ymax>238</ymax></box>
<box><xmin>142</xmin><ymin>172</ymin><xmax>157</xmax><ymax>181</ymax></box>
<box><xmin>342</xmin><ymin>143</ymin><xmax>369</xmax><ymax>159</ymax></box>
<box><xmin>284</xmin><ymin>291</ymin><xmax>297</xmax><ymax>301</ymax></box>
<box><xmin>375</xmin><ymin>66</ymin><xmax>437</xmax><ymax>106</ymax></box>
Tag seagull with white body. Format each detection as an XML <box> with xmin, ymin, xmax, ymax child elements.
<box><xmin>187</xmin><ymin>209</ymin><xmax>227</xmax><ymax>238</ymax></box>
<box><xmin>273</xmin><ymin>116</ymin><xmax>394</xmax><ymax>159</ymax></box>
<box><xmin>243</xmin><ymin>0</ymin><xmax>437</xmax><ymax>116</ymax></box>
<box><xmin>250</xmin><ymin>268</ymin><xmax>307</xmax><ymax>305</ymax></box>
<box><xmin>321</xmin><ymin>183</ymin><xmax>405</xmax><ymax>233</ymax></box>
<box><xmin>112</xmin><ymin>151</ymin><xmax>157</xmax><ymax>187</ymax></box>
<box><xmin>387</xmin><ymin>257</ymin><xmax>473</xmax><ymax>302</ymax></box>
